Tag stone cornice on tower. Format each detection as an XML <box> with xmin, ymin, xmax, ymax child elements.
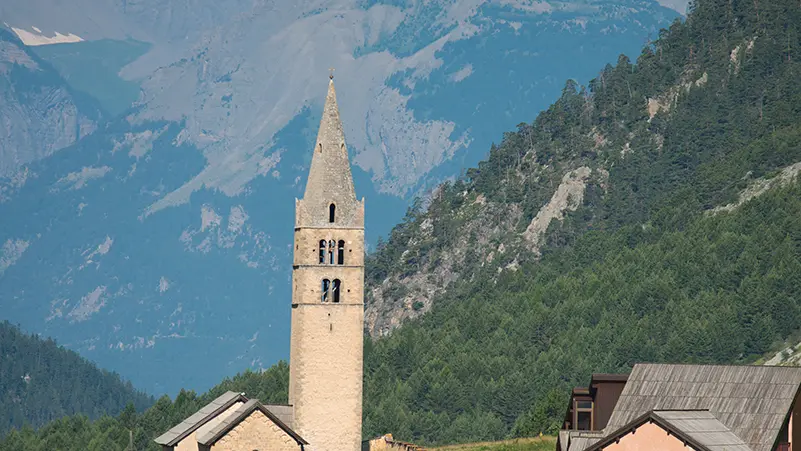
<box><xmin>297</xmin><ymin>79</ymin><xmax>364</xmax><ymax>229</ymax></box>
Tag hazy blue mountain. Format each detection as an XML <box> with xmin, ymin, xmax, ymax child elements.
<box><xmin>0</xmin><ymin>29</ymin><xmax>103</xmax><ymax>178</ymax></box>
<box><xmin>0</xmin><ymin>0</ymin><xmax>679</xmax><ymax>395</ymax></box>
<box><xmin>31</xmin><ymin>39</ymin><xmax>151</xmax><ymax>117</ymax></box>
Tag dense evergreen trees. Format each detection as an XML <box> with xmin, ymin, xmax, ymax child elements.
<box><xmin>2</xmin><ymin>0</ymin><xmax>801</xmax><ymax>448</ymax></box>
<box><xmin>361</xmin><ymin>0</ymin><xmax>801</xmax><ymax>444</ymax></box>
<box><xmin>0</xmin><ymin>322</ymin><xmax>151</xmax><ymax>437</ymax></box>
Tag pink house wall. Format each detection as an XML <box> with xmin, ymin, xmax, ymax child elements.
<box><xmin>599</xmin><ymin>422</ymin><xmax>692</xmax><ymax>451</ymax></box>
<box><xmin>791</xmin><ymin>389</ymin><xmax>801</xmax><ymax>451</ymax></box>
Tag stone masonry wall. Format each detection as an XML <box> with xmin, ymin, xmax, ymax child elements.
<box><xmin>211</xmin><ymin>410</ymin><xmax>302</xmax><ymax>451</ymax></box>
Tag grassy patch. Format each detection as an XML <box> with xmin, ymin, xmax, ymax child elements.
<box><xmin>430</xmin><ymin>437</ymin><xmax>556</xmax><ymax>451</ymax></box>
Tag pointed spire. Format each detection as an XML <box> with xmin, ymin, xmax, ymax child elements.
<box><xmin>300</xmin><ymin>78</ymin><xmax>359</xmax><ymax>226</ymax></box>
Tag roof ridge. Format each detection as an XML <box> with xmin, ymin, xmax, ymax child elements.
<box><xmin>197</xmin><ymin>399</ymin><xmax>308</xmax><ymax>447</ymax></box>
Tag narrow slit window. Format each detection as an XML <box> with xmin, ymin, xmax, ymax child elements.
<box><xmin>332</xmin><ymin>279</ymin><xmax>341</xmax><ymax>303</ymax></box>
<box><xmin>329</xmin><ymin>203</ymin><xmax>336</xmax><ymax>223</ymax></box>
<box><xmin>338</xmin><ymin>240</ymin><xmax>345</xmax><ymax>265</ymax></box>
<box><xmin>319</xmin><ymin>240</ymin><xmax>326</xmax><ymax>264</ymax></box>
<box><xmin>321</xmin><ymin>279</ymin><xmax>330</xmax><ymax>303</ymax></box>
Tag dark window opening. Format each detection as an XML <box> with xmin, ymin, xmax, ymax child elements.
<box><xmin>318</xmin><ymin>143</ymin><xmax>322</xmax><ymax>153</ymax></box>
<box><xmin>319</xmin><ymin>240</ymin><xmax>326</xmax><ymax>264</ymax></box>
<box><xmin>332</xmin><ymin>279</ymin><xmax>341</xmax><ymax>303</ymax></box>
<box><xmin>329</xmin><ymin>203</ymin><xmax>336</xmax><ymax>223</ymax></box>
<box><xmin>574</xmin><ymin>399</ymin><xmax>593</xmax><ymax>430</ymax></box>
<box><xmin>338</xmin><ymin>240</ymin><xmax>345</xmax><ymax>265</ymax></box>
<box><xmin>321</xmin><ymin>279</ymin><xmax>330</xmax><ymax>303</ymax></box>
<box><xmin>576</xmin><ymin>411</ymin><xmax>592</xmax><ymax>430</ymax></box>
<box><xmin>328</xmin><ymin>240</ymin><xmax>335</xmax><ymax>264</ymax></box>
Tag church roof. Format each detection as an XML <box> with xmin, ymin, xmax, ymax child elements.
<box><xmin>153</xmin><ymin>391</ymin><xmax>247</xmax><ymax>446</ymax></box>
<box><xmin>298</xmin><ymin>78</ymin><xmax>360</xmax><ymax>227</ymax></box>
<box><xmin>196</xmin><ymin>399</ymin><xmax>308</xmax><ymax>447</ymax></box>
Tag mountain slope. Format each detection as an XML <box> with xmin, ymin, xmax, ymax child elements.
<box><xmin>0</xmin><ymin>322</ymin><xmax>152</xmax><ymax>437</ymax></box>
<box><xmin>358</xmin><ymin>0</ymin><xmax>801</xmax><ymax>444</ymax></box>
<box><xmin>0</xmin><ymin>28</ymin><xmax>103</xmax><ymax>178</ymax></box>
<box><xmin>0</xmin><ymin>0</ymin><xmax>677</xmax><ymax>396</ymax></box>
<box><xmin>1</xmin><ymin>1</ymin><xmax>799</xmax><ymax>446</ymax></box>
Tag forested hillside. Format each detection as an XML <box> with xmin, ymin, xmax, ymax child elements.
<box><xmin>0</xmin><ymin>322</ymin><xmax>151</xmax><ymax>436</ymax></box>
<box><xmin>2</xmin><ymin>0</ymin><xmax>801</xmax><ymax>448</ymax></box>
<box><xmin>0</xmin><ymin>364</ymin><xmax>289</xmax><ymax>450</ymax></box>
<box><xmin>361</xmin><ymin>0</ymin><xmax>801</xmax><ymax>444</ymax></box>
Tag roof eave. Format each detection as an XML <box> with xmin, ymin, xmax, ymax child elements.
<box><xmin>154</xmin><ymin>392</ymin><xmax>249</xmax><ymax>446</ymax></box>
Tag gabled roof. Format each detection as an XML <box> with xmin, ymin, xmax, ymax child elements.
<box><xmin>599</xmin><ymin>364</ymin><xmax>801</xmax><ymax>451</ymax></box>
<box><xmin>154</xmin><ymin>391</ymin><xmax>247</xmax><ymax>446</ymax></box>
<box><xmin>586</xmin><ymin>410</ymin><xmax>752</xmax><ymax>451</ymax></box>
<box><xmin>196</xmin><ymin>399</ymin><xmax>308</xmax><ymax>447</ymax></box>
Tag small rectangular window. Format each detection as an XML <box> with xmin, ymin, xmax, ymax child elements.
<box><xmin>576</xmin><ymin>411</ymin><xmax>592</xmax><ymax>430</ymax></box>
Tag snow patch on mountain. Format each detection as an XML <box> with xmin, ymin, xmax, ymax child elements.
<box><xmin>11</xmin><ymin>27</ymin><xmax>84</xmax><ymax>46</ymax></box>
<box><xmin>0</xmin><ymin>238</ymin><xmax>29</xmax><ymax>275</ymax></box>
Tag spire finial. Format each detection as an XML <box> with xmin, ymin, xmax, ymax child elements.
<box><xmin>329</xmin><ymin>67</ymin><xmax>335</xmax><ymax>80</ymax></box>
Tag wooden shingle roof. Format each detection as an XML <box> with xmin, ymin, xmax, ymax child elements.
<box><xmin>154</xmin><ymin>391</ymin><xmax>247</xmax><ymax>446</ymax></box>
<box><xmin>600</xmin><ymin>364</ymin><xmax>801</xmax><ymax>451</ymax></box>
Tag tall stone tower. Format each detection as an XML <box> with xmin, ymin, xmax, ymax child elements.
<box><xmin>289</xmin><ymin>77</ymin><xmax>365</xmax><ymax>451</ymax></box>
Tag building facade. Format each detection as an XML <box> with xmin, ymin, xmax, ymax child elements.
<box><xmin>557</xmin><ymin>363</ymin><xmax>801</xmax><ymax>451</ymax></box>
<box><xmin>288</xmin><ymin>77</ymin><xmax>365</xmax><ymax>451</ymax></box>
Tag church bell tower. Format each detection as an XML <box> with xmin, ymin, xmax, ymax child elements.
<box><xmin>288</xmin><ymin>77</ymin><xmax>365</xmax><ymax>451</ymax></box>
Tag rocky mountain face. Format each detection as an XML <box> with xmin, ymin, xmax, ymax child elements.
<box><xmin>0</xmin><ymin>0</ymin><xmax>680</xmax><ymax>395</ymax></box>
<box><xmin>0</xmin><ymin>29</ymin><xmax>102</xmax><ymax>178</ymax></box>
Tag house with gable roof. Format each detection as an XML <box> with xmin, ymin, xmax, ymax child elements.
<box><xmin>154</xmin><ymin>391</ymin><xmax>306</xmax><ymax>451</ymax></box>
<box><xmin>557</xmin><ymin>363</ymin><xmax>801</xmax><ymax>451</ymax></box>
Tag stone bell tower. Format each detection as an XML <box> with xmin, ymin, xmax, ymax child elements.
<box><xmin>288</xmin><ymin>76</ymin><xmax>365</xmax><ymax>451</ymax></box>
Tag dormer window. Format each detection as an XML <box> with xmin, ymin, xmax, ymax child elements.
<box><xmin>574</xmin><ymin>399</ymin><xmax>593</xmax><ymax>430</ymax></box>
<box><xmin>329</xmin><ymin>203</ymin><xmax>336</xmax><ymax>223</ymax></box>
